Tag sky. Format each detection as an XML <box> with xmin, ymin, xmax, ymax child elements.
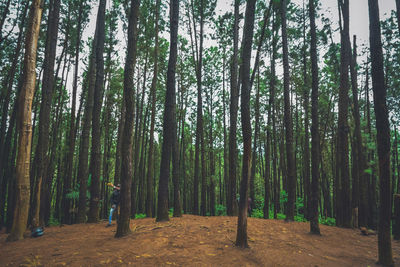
<box><xmin>71</xmin><ymin>0</ymin><xmax>397</xmax><ymax>107</ymax></box>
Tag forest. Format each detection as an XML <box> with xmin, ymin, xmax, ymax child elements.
<box><xmin>0</xmin><ymin>0</ymin><xmax>400</xmax><ymax>266</ymax></box>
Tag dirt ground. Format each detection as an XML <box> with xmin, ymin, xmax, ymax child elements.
<box><xmin>1</xmin><ymin>215</ymin><xmax>399</xmax><ymax>266</ymax></box>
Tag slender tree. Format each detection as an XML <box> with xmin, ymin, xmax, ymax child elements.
<box><xmin>228</xmin><ymin>0</ymin><xmax>240</xmax><ymax>216</ymax></box>
<box><xmin>309</xmin><ymin>0</ymin><xmax>320</xmax><ymax>235</ymax></box>
<box><xmin>281</xmin><ymin>0</ymin><xmax>296</xmax><ymax>222</ymax></box>
<box><xmin>69</xmin><ymin>0</ymin><xmax>85</xmax><ymax>224</ymax></box>
<box><xmin>235</xmin><ymin>0</ymin><xmax>256</xmax><ymax>248</ymax></box>
<box><xmin>336</xmin><ymin>0</ymin><xmax>352</xmax><ymax>227</ymax></box>
<box><xmin>32</xmin><ymin>0</ymin><xmax>61</xmax><ymax>228</ymax></box>
<box><xmin>7</xmin><ymin>0</ymin><xmax>43</xmax><ymax>242</ymax></box>
<box><xmin>146</xmin><ymin>0</ymin><xmax>160</xmax><ymax>218</ymax></box>
<box><xmin>157</xmin><ymin>0</ymin><xmax>180</xmax><ymax>222</ymax></box>
<box><xmin>87</xmin><ymin>0</ymin><xmax>106</xmax><ymax>223</ymax></box>
<box><xmin>115</xmin><ymin>0</ymin><xmax>140</xmax><ymax>237</ymax></box>
<box><xmin>368</xmin><ymin>0</ymin><xmax>394</xmax><ymax>264</ymax></box>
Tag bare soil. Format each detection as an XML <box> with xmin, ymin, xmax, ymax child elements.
<box><xmin>1</xmin><ymin>215</ymin><xmax>399</xmax><ymax>266</ymax></box>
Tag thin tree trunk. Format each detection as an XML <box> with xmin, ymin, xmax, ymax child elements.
<box><xmin>349</xmin><ymin>35</ymin><xmax>368</xmax><ymax>228</ymax></box>
<box><xmin>33</xmin><ymin>0</ymin><xmax>61</xmax><ymax>228</ymax></box>
<box><xmin>7</xmin><ymin>0</ymin><xmax>43</xmax><ymax>242</ymax></box>
<box><xmin>66</xmin><ymin>0</ymin><xmax>83</xmax><ymax>223</ymax></box>
<box><xmin>115</xmin><ymin>0</ymin><xmax>140</xmax><ymax>238</ymax></box>
<box><xmin>228</xmin><ymin>0</ymin><xmax>240</xmax><ymax>216</ymax></box>
<box><xmin>336</xmin><ymin>0</ymin><xmax>352</xmax><ymax>227</ymax></box>
<box><xmin>302</xmin><ymin>1</ymin><xmax>310</xmax><ymax>220</ymax></box>
<box><xmin>368</xmin><ymin>0</ymin><xmax>393</xmax><ymax>264</ymax></box>
<box><xmin>309</xmin><ymin>0</ymin><xmax>320</xmax><ymax>235</ymax></box>
<box><xmin>88</xmin><ymin>0</ymin><xmax>106</xmax><ymax>223</ymax></box>
<box><xmin>235</xmin><ymin>0</ymin><xmax>256</xmax><ymax>248</ymax></box>
<box><xmin>146</xmin><ymin>0</ymin><xmax>160</xmax><ymax>218</ymax></box>
<box><xmin>157</xmin><ymin>0</ymin><xmax>179</xmax><ymax>222</ymax></box>
<box><xmin>281</xmin><ymin>0</ymin><xmax>296</xmax><ymax>222</ymax></box>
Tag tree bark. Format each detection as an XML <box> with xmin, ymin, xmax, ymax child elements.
<box><xmin>336</xmin><ymin>0</ymin><xmax>352</xmax><ymax>228</ymax></box>
<box><xmin>368</xmin><ymin>0</ymin><xmax>394</xmax><ymax>264</ymax></box>
<box><xmin>157</xmin><ymin>0</ymin><xmax>179</xmax><ymax>222</ymax></box>
<box><xmin>115</xmin><ymin>0</ymin><xmax>140</xmax><ymax>238</ymax></box>
<box><xmin>146</xmin><ymin>0</ymin><xmax>160</xmax><ymax>218</ymax></box>
<box><xmin>281</xmin><ymin>0</ymin><xmax>296</xmax><ymax>222</ymax></box>
<box><xmin>32</xmin><ymin>0</ymin><xmax>61</xmax><ymax>228</ymax></box>
<box><xmin>349</xmin><ymin>35</ymin><xmax>368</xmax><ymax>228</ymax></box>
<box><xmin>65</xmin><ymin>0</ymin><xmax>83</xmax><ymax>224</ymax></box>
<box><xmin>7</xmin><ymin>0</ymin><xmax>43</xmax><ymax>242</ymax></box>
<box><xmin>228</xmin><ymin>0</ymin><xmax>240</xmax><ymax>217</ymax></box>
<box><xmin>87</xmin><ymin>0</ymin><xmax>106</xmax><ymax>223</ymax></box>
<box><xmin>309</xmin><ymin>0</ymin><xmax>320</xmax><ymax>235</ymax></box>
<box><xmin>235</xmin><ymin>0</ymin><xmax>256</xmax><ymax>248</ymax></box>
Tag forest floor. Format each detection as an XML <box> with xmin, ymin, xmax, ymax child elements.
<box><xmin>1</xmin><ymin>215</ymin><xmax>400</xmax><ymax>267</ymax></box>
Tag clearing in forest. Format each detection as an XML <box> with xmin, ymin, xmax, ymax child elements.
<box><xmin>1</xmin><ymin>215</ymin><xmax>399</xmax><ymax>266</ymax></box>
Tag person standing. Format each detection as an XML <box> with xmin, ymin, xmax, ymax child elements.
<box><xmin>107</xmin><ymin>184</ymin><xmax>120</xmax><ymax>227</ymax></box>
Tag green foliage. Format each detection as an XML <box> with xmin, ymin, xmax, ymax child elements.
<box><xmin>135</xmin><ymin>213</ymin><xmax>146</xmax><ymax>219</ymax></box>
<box><xmin>280</xmin><ymin>190</ymin><xmax>288</xmax><ymax>205</ymax></box>
<box><xmin>215</xmin><ymin>204</ymin><xmax>226</xmax><ymax>216</ymax></box>
<box><xmin>48</xmin><ymin>215</ymin><xmax>60</xmax><ymax>226</ymax></box>
<box><xmin>251</xmin><ymin>209</ymin><xmax>264</xmax><ymax>219</ymax></box>
<box><xmin>320</xmin><ymin>217</ymin><xmax>336</xmax><ymax>226</ymax></box>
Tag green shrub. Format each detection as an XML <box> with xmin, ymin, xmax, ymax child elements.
<box><xmin>251</xmin><ymin>208</ymin><xmax>264</xmax><ymax>218</ymax></box>
<box><xmin>48</xmin><ymin>215</ymin><xmax>60</xmax><ymax>226</ymax></box>
<box><xmin>320</xmin><ymin>216</ymin><xmax>336</xmax><ymax>226</ymax></box>
<box><xmin>215</xmin><ymin>204</ymin><xmax>226</xmax><ymax>216</ymax></box>
<box><xmin>135</xmin><ymin>213</ymin><xmax>146</xmax><ymax>219</ymax></box>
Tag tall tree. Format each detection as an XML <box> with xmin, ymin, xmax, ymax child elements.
<box><xmin>157</xmin><ymin>0</ymin><xmax>180</xmax><ymax>222</ymax></box>
<box><xmin>6</xmin><ymin>0</ymin><xmax>43</xmax><ymax>242</ymax></box>
<box><xmin>76</xmin><ymin>26</ymin><xmax>97</xmax><ymax>225</ymax></box>
<box><xmin>115</xmin><ymin>0</ymin><xmax>140</xmax><ymax>237</ymax></box>
<box><xmin>368</xmin><ymin>0</ymin><xmax>394</xmax><ymax>264</ymax></box>
<box><xmin>87</xmin><ymin>0</ymin><xmax>106</xmax><ymax>223</ymax></box>
<box><xmin>349</xmin><ymin>35</ymin><xmax>368</xmax><ymax>228</ymax></box>
<box><xmin>0</xmin><ymin>1</ymin><xmax>29</xmax><ymax>229</ymax></box>
<box><xmin>235</xmin><ymin>0</ymin><xmax>256</xmax><ymax>248</ymax></box>
<box><xmin>32</xmin><ymin>0</ymin><xmax>61</xmax><ymax>228</ymax></box>
<box><xmin>146</xmin><ymin>0</ymin><xmax>161</xmax><ymax>218</ymax></box>
<box><xmin>281</xmin><ymin>0</ymin><xmax>296</xmax><ymax>222</ymax></box>
<box><xmin>309</xmin><ymin>0</ymin><xmax>320</xmax><ymax>235</ymax></box>
<box><xmin>228</xmin><ymin>0</ymin><xmax>240</xmax><ymax>216</ymax></box>
<box><xmin>68</xmin><ymin>0</ymin><xmax>86</xmax><ymax>224</ymax></box>
<box><xmin>336</xmin><ymin>0</ymin><xmax>352</xmax><ymax>227</ymax></box>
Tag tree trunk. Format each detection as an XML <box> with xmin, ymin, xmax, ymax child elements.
<box><xmin>146</xmin><ymin>0</ymin><xmax>160</xmax><ymax>218</ymax></box>
<box><xmin>368</xmin><ymin>0</ymin><xmax>394</xmax><ymax>264</ymax></box>
<box><xmin>281</xmin><ymin>0</ymin><xmax>296</xmax><ymax>222</ymax></box>
<box><xmin>157</xmin><ymin>0</ymin><xmax>179</xmax><ymax>222</ymax></box>
<box><xmin>235</xmin><ymin>0</ymin><xmax>256</xmax><ymax>248</ymax></box>
<box><xmin>302</xmin><ymin>2</ymin><xmax>310</xmax><ymax>220</ymax></box>
<box><xmin>65</xmin><ymin>0</ymin><xmax>83</xmax><ymax>224</ymax></box>
<box><xmin>251</xmin><ymin>70</ymin><xmax>260</xmax><ymax>213</ymax></box>
<box><xmin>349</xmin><ymin>35</ymin><xmax>368</xmax><ymax>228</ymax></box>
<box><xmin>309</xmin><ymin>0</ymin><xmax>320</xmax><ymax>235</ymax></box>
<box><xmin>6</xmin><ymin>0</ymin><xmax>43</xmax><ymax>242</ymax></box>
<box><xmin>115</xmin><ymin>0</ymin><xmax>140</xmax><ymax>238</ymax></box>
<box><xmin>228</xmin><ymin>0</ymin><xmax>240</xmax><ymax>216</ymax></box>
<box><xmin>336</xmin><ymin>0</ymin><xmax>352</xmax><ymax>228</ymax></box>
<box><xmin>88</xmin><ymin>0</ymin><xmax>106</xmax><ymax>223</ymax></box>
<box><xmin>32</xmin><ymin>0</ymin><xmax>61</xmax><ymax>229</ymax></box>
<box><xmin>0</xmin><ymin>2</ymin><xmax>28</xmax><ymax>229</ymax></box>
